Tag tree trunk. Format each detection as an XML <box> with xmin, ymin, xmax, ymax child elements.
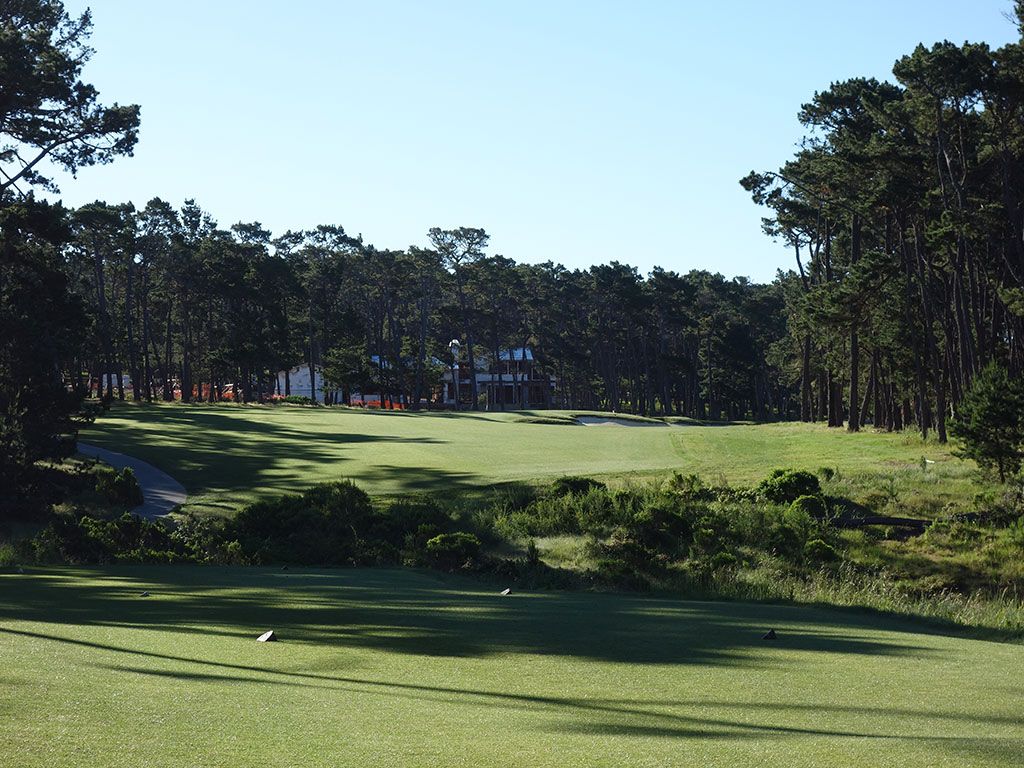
<box><xmin>163</xmin><ymin>299</ymin><xmax>174</xmax><ymax>401</ymax></box>
<box><xmin>800</xmin><ymin>334</ymin><xmax>812</xmax><ymax>422</ymax></box>
<box><xmin>848</xmin><ymin>213</ymin><xmax>861</xmax><ymax>432</ymax></box>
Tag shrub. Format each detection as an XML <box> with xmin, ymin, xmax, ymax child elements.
<box><xmin>0</xmin><ymin>542</ymin><xmax>19</xmax><ymax>567</ymax></box>
<box><xmin>379</xmin><ymin>496</ymin><xmax>450</xmax><ymax>548</ymax></box>
<box><xmin>973</xmin><ymin>485</ymin><xmax>1024</xmax><ymax>527</ymax></box>
<box><xmin>170</xmin><ymin>515</ymin><xmax>231</xmax><ymax>562</ymax></box>
<box><xmin>525</xmin><ymin>539</ymin><xmax>540</xmax><ymax>567</ymax></box>
<box><xmin>549</xmin><ymin>476</ymin><xmax>606</xmax><ymax>497</ymax></box>
<box><xmin>484</xmin><ymin>483</ymin><xmax>538</xmax><ymax>521</ymax></box>
<box><xmin>713</xmin><ymin>486</ymin><xmax>759</xmax><ymax>503</ymax></box>
<box><xmin>223</xmin><ymin>540</ymin><xmax>248</xmax><ymax>565</ymax></box>
<box><xmin>281</xmin><ymin>395</ymin><xmax>315</xmax><ymax>405</ymax></box>
<box><xmin>592</xmin><ymin>557</ymin><xmax>650</xmax><ymax>591</ymax></box>
<box><xmin>424</xmin><ymin>532</ymin><xmax>480</xmax><ymax>570</ymax></box>
<box><xmin>710</xmin><ymin>551</ymin><xmax>739</xmax><ymax>569</ymax></box>
<box><xmin>735</xmin><ymin>503</ymin><xmax>807</xmax><ymax>560</ymax></box>
<box><xmin>598</xmin><ymin>529</ymin><xmax>659</xmax><ymax>573</ymax></box>
<box><xmin>782</xmin><ymin>505</ymin><xmax>814</xmax><ymax>537</ymax></box>
<box><xmin>229</xmin><ymin>480</ymin><xmax>374</xmax><ymax>565</ymax></box>
<box><xmin>94</xmin><ymin>466</ymin><xmax>144</xmax><ymax>507</ymax></box>
<box><xmin>626</xmin><ymin>496</ymin><xmax>694</xmax><ymax>555</ymax></box>
<box><xmin>789</xmin><ymin>494</ymin><xmax>828</xmax><ymax>521</ymax></box>
<box><xmin>804</xmin><ymin>538</ymin><xmax>839</xmax><ymax>564</ymax></box>
<box><xmin>667</xmin><ymin>473</ymin><xmax>716</xmax><ymax>502</ymax></box>
<box><xmin>492</xmin><ymin>484</ymin><xmax>632</xmax><ymax>539</ymax></box>
<box><xmin>1006</xmin><ymin>516</ymin><xmax>1024</xmax><ymax>548</ymax></box>
<box><xmin>758</xmin><ymin>469</ymin><xmax>821</xmax><ymax>504</ymax></box>
<box><xmin>28</xmin><ymin>513</ymin><xmax>183</xmax><ymax>564</ymax></box>
<box><xmin>574</xmin><ymin>486</ymin><xmax>621</xmax><ymax>534</ymax></box>
<box><xmin>519</xmin><ymin>496</ymin><xmax>582</xmax><ymax>536</ymax></box>
<box><xmin>229</xmin><ymin>483</ymin><xmax>458</xmax><ymax>566</ymax></box>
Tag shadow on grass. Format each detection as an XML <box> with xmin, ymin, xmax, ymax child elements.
<box><xmin>0</xmin><ymin>567</ymin><xmax>934</xmax><ymax>666</ymax></box>
<box><xmin>2</xmin><ymin>567</ymin><xmax>1021</xmax><ymax>761</ymax></box>
<box><xmin>84</xmin><ymin>405</ymin><xmax>480</xmax><ymax>498</ymax></box>
<box><xmin>0</xmin><ymin>624</ymin><xmax>1018</xmax><ymax>754</ymax></box>
<box><xmin>80</xmin><ymin>658</ymin><xmax>1019</xmax><ymax>744</ymax></box>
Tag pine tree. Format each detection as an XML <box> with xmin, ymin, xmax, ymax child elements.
<box><xmin>949</xmin><ymin>363</ymin><xmax>1024</xmax><ymax>482</ymax></box>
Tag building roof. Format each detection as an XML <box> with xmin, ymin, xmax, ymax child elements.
<box><xmin>499</xmin><ymin>347</ymin><xmax>534</xmax><ymax>361</ymax></box>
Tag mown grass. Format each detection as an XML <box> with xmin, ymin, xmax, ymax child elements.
<box><xmin>1</xmin><ymin>566</ymin><xmax>1022</xmax><ymax>767</ymax></box>
<box><xmin>80</xmin><ymin>402</ymin><xmax>981</xmax><ymax>516</ymax></box>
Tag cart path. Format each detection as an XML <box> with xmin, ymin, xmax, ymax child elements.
<box><xmin>78</xmin><ymin>443</ymin><xmax>187</xmax><ymax>518</ymax></box>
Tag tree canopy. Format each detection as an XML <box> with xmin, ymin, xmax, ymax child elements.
<box><xmin>1</xmin><ymin>0</ymin><xmax>140</xmax><ymax>513</ymax></box>
<box><xmin>0</xmin><ymin>1</ymin><xmax>140</xmax><ymax>195</ymax></box>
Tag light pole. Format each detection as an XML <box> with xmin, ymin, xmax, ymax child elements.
<box><xmin>448</xmin><ymin>338</ymin><xmax>461</xmax><ymax>411</ymax></box>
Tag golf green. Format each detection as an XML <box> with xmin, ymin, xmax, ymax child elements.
<box><xmin>0</xmin><ymin>567</ymin><xmax>1020</xmax><ymax>767</ymax></box>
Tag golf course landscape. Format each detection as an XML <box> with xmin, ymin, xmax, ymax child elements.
<box><xmin>79</xmin><ymin>402</ymin><xmax>967</xmax><ymax>515</ymax></box>
<box><xmin>0</xmin><ymin>401</ymin><xmax>995</xmax><ymax>766</ymax></box>
<box><xmin>2</xmin><ymin>566</ymin><xmax>1022</xmax><ymax>767</ymax></box>
<box><xmin>6</xmin><ymin>2</ymin><xmax>1024</xmax><ymax>765</ymax></box>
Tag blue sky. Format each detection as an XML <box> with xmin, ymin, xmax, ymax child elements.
<box><xmin>53</xmin><ymin>1</ymin><xmax>1018</xmax><ymax>281</ymax></box>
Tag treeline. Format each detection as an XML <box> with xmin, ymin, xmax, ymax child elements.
<box><xmin>743</xmin><ymin>8</ymin><xmax>1024</xmax><ymax>441</ymax></box>
<box><xmin>66</xmin><ymin>206</ymin><xmax>793</xmax><ymax>419</ymax></box>
<box><xmin>4</xmin><ymin>1</ymin><xmax>798</xmax><ymax>513</ymax></box>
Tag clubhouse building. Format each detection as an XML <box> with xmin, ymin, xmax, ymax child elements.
<box><xmin>441</xmin><ymin>347</ymin><xmax>555</xmax><ymax>409</ymax></box>
<box><xmin>275</xmin><ymin>346</ymin><xmax>555</xmax><ymax>409</ymax></box>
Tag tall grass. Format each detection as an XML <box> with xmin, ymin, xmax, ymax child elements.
<box><xmin>664</xmin><ymin>559</ymin><xmax>1024</xmax><ymax>640</ymax></box>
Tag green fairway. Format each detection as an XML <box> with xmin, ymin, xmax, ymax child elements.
<box><xmin>81</xmin><ymin>403</ymin><xmax>966</xmax><ymax>513</ymax></box>
<box><xmin>0</xmin><ymin>566</ymin><xmax>1020</xmax><ymax>767</ymax></box>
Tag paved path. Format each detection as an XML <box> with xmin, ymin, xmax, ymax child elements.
<box><xmin>78</xmin><ymin>443</ymin><xmax>187</xmax><ymax>518</ymax></box>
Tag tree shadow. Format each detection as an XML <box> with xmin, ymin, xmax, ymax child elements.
<box><xmin>2</xmin><ymin>567</ymin><xmax>1020</xmax><ymax>762</ymax></box>
<box><xmin>84</xmin><ymin>405</ymin><xmax>472</xmax><ymax>499</ymax></box>
<box><xmin>0</xmin><ymin>567</ymin><xmax>937</xmax><ymax>666</ymax></box>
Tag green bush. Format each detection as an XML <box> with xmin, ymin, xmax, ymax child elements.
<box><xmin>169</xmin><ymin>515</ymin><xmax>234</xmax><ymax>563</ymax></box>
<box><xmin>229</xmin><ymin>480</ymin><xmax>375</xmax><ymax>565</ymax></box>
<box><xmin>281</xmin><ymin>395</ymin><xmax>315</xmax><ymax>405</ymax></box>
<box><xmin>492</xmin><ymin>484</ymin><xmax>623</xmax><ymax>538</ymax></box>
<box><xmin>549</xmin><ymin>476</ymin><xmax>606</xmax><ymax>497</ymax></box>
<box><xmin>29</xmin><ymin>513</ymin><xmax>184</xmax><ymax>564</ymax></box>
<box><xmin>758</xmin><ymin>469</ymin><xmax>821</xmax><ymax>504</ymax></box>
<box><xmin>1005</xmin><ymin>516</ymin><xmax>1024</xmax><ymax>548</ymax></box>
<box><xmin>667</xmin><ymin>473</ymin><xmax>716</xmax><ymax>501</ymax></box>
<box><xmin>94</xmin><ymin>466</ymin><xmax>144</xmax><ymax>507</ymax></box>
<box><xmin>228</xmin><ymin>482</ymin><xmax>462</xmax><ymax>566</ymax></box>
<box><xmin>493</xmin><ymin>482</ymin><xmax>538</xmax><ymax>510</ymax></box>
<box><xmin>804</xmin><ymin>538</ymin><xmax>840</xmax><ymax>564</ymax></box>
<box><xmin>592</xmin><ymin>557</ymin><xmax>650</xmax><ymax>591</ymax></box>
<box><xmin>575</xmin><ymin>486</ymin><xmax>622</xmax><ymax>534</ymax></box>
<box><xmin>525</xmin><ymin>539</ymin><xmax>540</xmax><ymax>566</ymax></box>
<box><xmin>512</xmin><ymin>495</ymin><xmax>582</xmax><ymax>537</ymax></box>
<box><xmin>710</xmin><ymin>550</ymin><xmax>739</xmax><ymax>569</ymax></box>
<box><xmin>789</xmin><ymin>494</ymin><xmax>828</xmax><ymax>521</ymax></box>
<box><xmin>735</xmin><ymin>503</ymin><xmax>806</xmax><ymax>560</ymax></box>
<box><xmin>973</xmin><ymin>487</ymin><xmax>1024</xmax><ymax>527</ymax></box>
<box><xmin>223</xmin><ymin>540</ymin><xmax>248</xmax><ymax>565</ymax></box>
<box><xmin>379</xmin><ymin>497</ymin><xmax>450</xmax><ymax>546</ymax></box>
<box><xmin>0</xmin><ymin>542</ymin><xmax>19</xmax><ymax>567</ymax></box>
<box><xmin>424</xmin><ymin>532</ymin><xmax>481</xmax><ymax>570</ymax></box>
<box><xmin>783</xmin><ymin>504</ymin><xmax>816</xmax><ymax>542</ymax></box>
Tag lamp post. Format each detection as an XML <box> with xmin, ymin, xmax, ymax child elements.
<box><xmin>448</xmin><ymin>338</ymin><xmax>461</xmax><ymax>411</ymax></box>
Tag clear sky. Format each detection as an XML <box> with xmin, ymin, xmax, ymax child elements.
<box><xmin>51</xmin><ymin>1</ymin><xmax>1019</xmax><ymax>282</ymax></box>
